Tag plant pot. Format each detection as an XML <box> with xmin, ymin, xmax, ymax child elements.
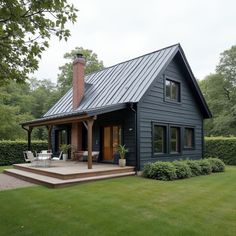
<box><xmin>63</xmin><ymin>154</ymin><xmax>68</xmax><ymax>161</ymax></box>
<box><xmin>119</xmin><ymin>159</ymin><xmax>126</xmax><ymax>167</ymax></box>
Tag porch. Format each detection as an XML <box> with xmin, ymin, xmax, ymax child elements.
<box><xmin>4</xmin><ymin>161</ymin><xmax>135</xmax><ymax>188</ymax></box>
<box><xmin>21</xmin><ymin>107</ymin><xmax>137</xmax><ymax>169</ymax></box>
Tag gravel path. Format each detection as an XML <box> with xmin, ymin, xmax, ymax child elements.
<box><xmin>0</xmin><ymin>173</ymin><xmax>36</xmax><ymax>191</ymax></box>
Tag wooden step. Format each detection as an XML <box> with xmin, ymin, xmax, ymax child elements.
<box><xmin>4</xmin><ymin>169</ymin><xmax>136</xmax><ymax>188</ymax></box>
<box><xmin>13</xmin><ymin>164</ymin><xmax>135</xmax><ymax>180</ymax></box>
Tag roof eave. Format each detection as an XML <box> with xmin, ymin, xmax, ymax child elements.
<box><xmin>20</xmin><ymin>103</ymin><xmax>129</xmax><ymax>128</ymax></box>
<box><xmin>177</xmin><ymin>45</ymin><xmax>212</xmax><ymax>119</ymax></box>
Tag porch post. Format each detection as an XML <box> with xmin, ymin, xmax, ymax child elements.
<box><xmin>28</xmin><ymin>127</ymin><xmax>32</xmax><ymax>151</ymax></box>
<box><xmin>87</xmin><ymin>119</ymin><xmax>94</xmax><ymax>169</ymax></box>
<box><xmin>46</xmin><ymin>125</ymin><xmax>52</xmax><ymax>151</ymax></box>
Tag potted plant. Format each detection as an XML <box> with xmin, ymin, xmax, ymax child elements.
<box><xmin>117</xmin><ymin>144</ymin><xmax>128</xmax><ymax>167</ymax></box>
<box><xmin>60</xmin><ymin>144</ymin><xmax>71</xmax><ymax>161</ymax></box>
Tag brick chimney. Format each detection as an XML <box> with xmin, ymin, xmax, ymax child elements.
<box><xmin>72</xmin><ymin>53</ymin><xmax>86</xmax><ymax>109</ymax></box>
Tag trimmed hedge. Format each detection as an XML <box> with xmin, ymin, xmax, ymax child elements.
<box><xmin>205</xmin><ymin>137</ymin><xmax>236</xmax><ymax>165</ymax></box>
<box><xmin>173</xmin><ymin>161</ymin><xmax>192</xmax><ymax>179</ymax></box>
<box><xmin>143</xmin><ymin>162</ymin><xmax>176</xmax><ymax>181</ymax></box>
<box><xmin>0</xmin><ymin>140</ymin><xmax>47</xmax><ymax>166</ymax></box>
<box><xmin>207</xmin><ymin>158</ymin><xmax>225</xmax><ymax>172</ymax></box>
<box><xmin>185</xmin><ymin>160</ymin><xmax>202</xmax><ymax>177</ymax></box>
<box><xmin>198</xmin><ymin>159</ymin><xmax>212</xmax><ymax>175</ymax></box>
<box><xmin>143</xmin><ymin>159</ymin><xmax>225</xmax><ymax>181</ymax></box>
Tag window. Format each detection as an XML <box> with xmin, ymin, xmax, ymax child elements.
<box><xmin>165</xmin><ymin>79</ymin><xmax>180</xmax><ymax>102</ymax></box>
<box><xmin>184</xmin><ymin>128</ymin><xmax>194</xmax><ymax>148</ymax></box>
<box><xmin>170</xmin><ymin>127</ymin><xmax>180</xmax><ymax>153</ymax></box>
<box><xmin>55</xmin><ymin>129</ymin><xmax>68</xmax><ymax>152</ymax></box>
<box><xmin>153</xmin><ymin>125</ymin><xmax>167</xmax><ymax>154</ymax></box>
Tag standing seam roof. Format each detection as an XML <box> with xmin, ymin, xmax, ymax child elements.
<box><xmin>44</xmin><ymin>44</ymin><xmax>179</xmax><ymax>117</ymax></box>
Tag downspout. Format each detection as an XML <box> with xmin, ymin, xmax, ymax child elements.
<box><xmin>202</xmin><ymin>117</ymin><xmax>204</xmax><ymax>160</ymax></box>
<box><xmin>129</xmin><ymin>103</ymin><xmax>139</xmax><ymax>173</ymax></box>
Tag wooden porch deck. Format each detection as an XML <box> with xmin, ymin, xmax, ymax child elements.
<box><xmin>4</xmin><ymin>161</ymin><xmax>135</xmax><ymax>188</ymax></box>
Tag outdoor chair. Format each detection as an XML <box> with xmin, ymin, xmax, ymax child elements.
<box><xmin>75</xmin><ymin>151</ymin><xmax>99</xmax><ymax>162</ymax></box>
<box><xmin>51</xmin><ymin>151</ymin><xmax>63</xmax><ymax>161</ymax></box>
<box><xmin>23</xmin><ymin>151</ymin><xmax>38</xmax><ymax>166</ymax></box>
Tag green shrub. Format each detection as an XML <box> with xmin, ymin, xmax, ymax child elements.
<box><xmin>199</xmin><ymin>159</ymin><xmax>212</xmax><ymax>175</ymax></box>
<box><xmin>173</xmin><ymin>161</ymin><xmax>192</xmax><ymax>179</ymax></box>
<box><xmin>0</xmin><ymin>140</ymin><xmax>47</xmax><ymax>166</ymax></box>
<box><xmin>207</xmin><ymin>158</ymin><xmax>225</xmax><ymax>172</ymax></box>
<box><xmin>186</xmin><ymin>160</ymin><xmax>202</xmax><ymax>176</ymax></box>
<box><xmin>205</xmin><ymin>137</ymin><xmax>236</xmax><ymax>165</ymax></box>
<box><xmin>143</xmin><ymin>162</ymin><xmax>153</xmax><ymax>178</ymax></box>
<box><xmin>143</xmin><ymin>162</ymin><xmax>176</xmax><ymax>181</ymax></box>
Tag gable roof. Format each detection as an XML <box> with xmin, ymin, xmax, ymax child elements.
<box><xmin>44</xmin><ymin>44</ymin><xmax>181</xmax><ymax>117</ymax></box>
<box><xmin>23</xmin><ymin>44</ymin><xmax>211</xmax><ymax>126</ymax></box>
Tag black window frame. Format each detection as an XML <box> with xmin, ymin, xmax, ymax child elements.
<box><xmin>152</xmin><ymin>123</ymin><xmax>168</xmax><ymax>156</ymax></box>
<box><xmin>183</xmin><ymin>127</ymin><xmax>195</xmax><ymax>150</ymax></box>
<box><xmin>164</xmin><ymin>77</ymin><xmax>181</xmax><ymax>103</ymax></box>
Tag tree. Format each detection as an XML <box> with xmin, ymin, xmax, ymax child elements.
<box><xmin>199</xmin><ymin>45</ymin><xmax>236</xmax><ymax>136</ymax></box>
<box><xmin>57</xmin><ymin>47</ymin><xmax>104</xmax><ymax>93</ymax></box>
<box><xmin>0</xmin><ymin>0</ymin><xmax>78</xmax><ymax>85</ymax></box>
<box><xmin>0</xmin><ymin>78</ymin><xmax>61</xmax><ymax>140</ymax></box>
<box><xmin>216</xmin><ymin>45</ymin><xmax>236</xmax><ymax>87</ymax></box>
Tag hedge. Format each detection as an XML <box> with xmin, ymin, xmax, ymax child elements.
<box><xmin>173</xmin><ymin>161</ymin><xmax>192</xmax><ymax>179</ymax></box>
<box><xmin>143</xmin><ymin>159</ymin><xmax>225</xmax><ymax>181</ymax></box>
<box><xmin>143</xmin><ymin>162</ymin><xmax>176</xmax><ymax>181</ymax></box>
<box><xmin>204</xmin><ymin>137</ymin><xmax>236</xmax><ymax>165</ymax></box>
<box><xmin>0</xmin><ymin>140</ymin><xmax>47</xmax><ymax>166</ymax></box>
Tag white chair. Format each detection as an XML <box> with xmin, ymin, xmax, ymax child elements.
<box><xmin>79</xmin><ymin>151</ymin><xmax>99</xmax><ymax>162</ymax></box>
<box><xmin>41</xmin><ymin>150</ymin><xmax>48</xmax><ymax>154</ymax></box>
<box><xmin>23</xmin><ymin>151</ymin><xmax>38</xmax><ymax>166</ymax></box>
<box><xmin>52</xmin><ymin>151</ymin><xmax>63</xmax><ymax>161</ymax></box>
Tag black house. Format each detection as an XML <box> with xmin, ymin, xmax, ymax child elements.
<box><xmin>22</xmin><ymin>44</ymin><xmax>211</xmax><ymax>170</ymax></box>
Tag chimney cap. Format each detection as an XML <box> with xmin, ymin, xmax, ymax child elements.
<box><xmin>76</xmin><ymin>53</ymin><xmax>84</xmax><ymax>58</ymax></box>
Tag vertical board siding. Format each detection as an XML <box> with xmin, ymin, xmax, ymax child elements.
<box><xmin>139</xmin><ymin>56</ymin><xmax>203</xmax><ymax>169</ymax></box>
<box><xmin>92</xmin><ymin>108</ymin><xmax>136</xmax><ymax>166</ymax></box>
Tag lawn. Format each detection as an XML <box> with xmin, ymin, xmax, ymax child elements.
<box><xmin>0</xmin><ymin>165</ymin><xmax>12</xmax><ymax>173</ymax></box>
<box><xmin>0</xmin><ymin>166</ymin><xmax>235</xmax><ymax>236</ymax></box>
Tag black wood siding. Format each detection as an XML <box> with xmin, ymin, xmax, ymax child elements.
<box><xmin>92</xmin><ymin>108</ymin><xmax>136</xmax><ymax>166</ymax></box>
<box><xmin>138</xmin><ymin>56</ymin><xmax>203</xmax><ymax>169</ymax></box>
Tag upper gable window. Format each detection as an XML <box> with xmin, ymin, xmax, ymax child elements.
<box><xmin>165</xmin><ymin>79</ymin><xmax>180</xmax><ymax>102</ymax></box>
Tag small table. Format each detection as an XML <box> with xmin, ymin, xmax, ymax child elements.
<box><xmin>38</xmin><ymin>153</ymin><xmax>52</xmax><ymax>167</ymax></box>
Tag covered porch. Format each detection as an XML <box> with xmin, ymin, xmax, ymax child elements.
<box><xmin>22</xmin><ymin>113</ymin><xmax>97</xmax><ymax>169</ymax></box>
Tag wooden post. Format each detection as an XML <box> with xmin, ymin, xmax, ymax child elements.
<box><xmin>87</xmin><ymin>119</ymin><xmax>94</xmax><ymax>169</ymax></box>
<box><xmin>46</xmin><ymin>125</ymin><xmax>52</xmax><ymax>151</ymax></box>
<box><xmin>28</xmin><ymin>127</ymin><xmax>32</xmax><ymax>151</ymax></box>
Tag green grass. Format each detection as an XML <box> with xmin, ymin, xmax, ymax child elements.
<box><xmin>0</xmin><ymin>166</ymin><xmax>236</xmax><ymax>236</ymax></box>
<box><xmin>0</xmin><ymin>165</ymin><xmax>12</xmax><ymax>173</ymax></box>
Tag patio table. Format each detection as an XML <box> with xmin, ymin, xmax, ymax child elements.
<box><xmin>38</xmin><ymin>153</ymin><xmax>52</xmax><ymax>167</ymax></box>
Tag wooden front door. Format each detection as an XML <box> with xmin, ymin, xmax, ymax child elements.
<box><xmin>102</xmin><ymin>125</ymin><xmax>121</xmax><ymax>161</ymax></box>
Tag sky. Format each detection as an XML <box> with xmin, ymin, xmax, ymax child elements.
<box><xmin>32</xmin><ymin>0</ymin><xmax>236</xmax><ymax>83</ymax></box>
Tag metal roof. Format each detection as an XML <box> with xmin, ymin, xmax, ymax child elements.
<box><xmin>44</xmin><ymin>44</ymin><xmax>179</xmax><ymax>118</ymax></box>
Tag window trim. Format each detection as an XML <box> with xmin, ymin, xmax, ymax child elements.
<box><xmin>152</xmin><ymin>123</ymin><xmax>168</xmax><ymax>156</ymax></box>
<box><xmin>164</xmin><ymin>76</ymin><xmax>181</xmax><ymax>103</ymax></box>
<box><xmin>183</xmin><ymin>127</ymin><xmax>195</xmax><ymax>150</ymax></box>
<box><xmin>152</xmin><ymin>122</ymin><xmax>196</xmax><ymax>158</ymax></box>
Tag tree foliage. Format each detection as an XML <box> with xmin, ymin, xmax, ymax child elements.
<box><xmin>0</xmin><ymin>0</ymin><xmax>77</xmax><ymax>84</ymax></box>
<box><xmin>57</xmin><ymin>47</ymin><xmax>104</xmax><ymax>93</ymax></box>
<box><xmin>199</xmin><ymin>45</ymin><xmax>236</xmax><ymax>136</ymax></box>
<box><xmin>0</xmin><ymin>45</ymin><xmax>104</xmax><ymax>141</ymax></box>
<box><xmin>0</xmin><ymin>79</ymin><xmax>61</xmax><ymax>140</ymax></box>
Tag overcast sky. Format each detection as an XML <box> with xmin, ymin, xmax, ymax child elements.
<box><xmin>32</xmin><ymin>0</ymin><xmax>236</xmax><ymax>83</ymax></box>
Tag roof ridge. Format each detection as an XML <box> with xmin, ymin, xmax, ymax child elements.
<box><xmin>85</xmin><ymin>43</ymin><xmax>180</xmax><ymax>78</ymax></box>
